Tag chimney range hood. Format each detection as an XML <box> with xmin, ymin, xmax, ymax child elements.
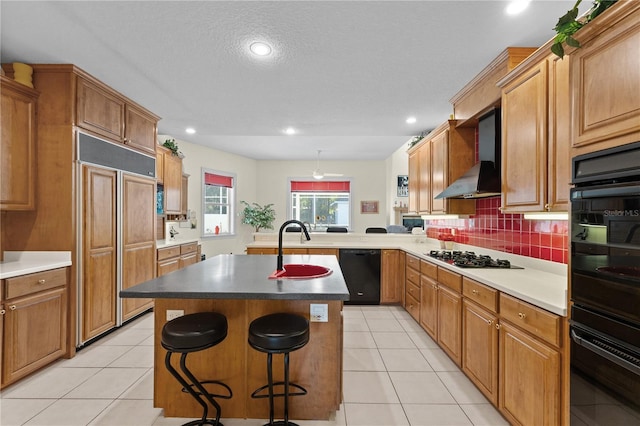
<box><xmin>435</xmin><ymin>109</ymin><xmax>501</xmax><ymax>199</ymax></box>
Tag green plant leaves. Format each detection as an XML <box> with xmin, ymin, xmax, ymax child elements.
<box><xmin>240</xmin><ymin>201</ymin><xmax>276</xmax><ymax>232</ymax></box>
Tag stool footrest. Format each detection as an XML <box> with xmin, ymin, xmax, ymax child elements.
<box><xmin>250</xmin><ymin>381</ymin><xmax>307</xmax><ymax>399</ymax></box>
<box><xmin>181</xmin><ymin>380</ymin><xmax>233</xmax><ymax>400</ymax></box>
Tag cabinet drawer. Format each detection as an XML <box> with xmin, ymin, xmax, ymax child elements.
<box><xmin>420</xmin><ymin>260</ymin><xmax>437</xmax><ymax>279</ymax></box>
<box><xmin>406</xmin><ymin>279</ymin><xmax>420</xmax><ymax>301</ymax></box>
<box><xmin>406</xmin><ymin>254</ymin><xmax>420</xmax><ymax>271</ymax></box>
<box><xmin>5</xmin><ymin>268</ymin><xmax>67</xmax><ymax>300</ymax></box>
<box><xmin>180</xmin><ymin>242</ymin><xmax>198</xmax><ymax>255</ymax></box>
<box><xmin>158</xmin><ymin>246</ymin><xmax>181</xmax><ymax>261</ymax></box>
<box><xmin>463</xmin><ymin>278</ymin><xmax>498</xmax><ymax>313</ymax></box>
<box><xmin>437</xmin><ymin>268</ymin><xmax>462</xmax><ymax>293</ymax></box>
<box><xmin>406</xmin><ymin>267</ymin><xmax>420</xmax><ymax>286</ymax></box>
<box><xmin>500</xmin><ymin>293</ymin><xmax>561</xmax><ymax>347</ymax></box>
<box><xmin>405</xmin><ymin>292</ymin><xmax>420</xmax><ymax>321</ymax></box>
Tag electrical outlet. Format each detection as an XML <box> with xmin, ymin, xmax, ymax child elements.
<box><xmin>310</xmin><ymin>304</ymin><xmax>328</xmax><ymax>322</ymax></box>
<box><xmin>166</xmin><ymin>309</ymin><xmax>184</xmax><ymax>321</ymax></box>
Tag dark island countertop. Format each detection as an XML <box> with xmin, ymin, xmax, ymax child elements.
<box><xmin>120</xmin><ymin>254</ymin><xmax>350</xmax><ymax>301</ymax></box>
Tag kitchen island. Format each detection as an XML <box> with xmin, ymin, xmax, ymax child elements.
<box><xmin>120</xmin><ymin>254</ymin><xmax>349</xmax><ymax>421</ymax></box>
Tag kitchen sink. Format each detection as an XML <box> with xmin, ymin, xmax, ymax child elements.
<box><xmin>596</xmin><ymin>266</ymin><xmax>640</xmax><ymax>279</ymax></box>
<box><xmin>269</xmin><ymin>264</ymin><xmax>332</xmax><ymax>279</ymax></box>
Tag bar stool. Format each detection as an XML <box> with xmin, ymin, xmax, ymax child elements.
<box><xmin>161</xmin><ymin>312</ymin><xmax>233</xmax><ymax>426</ymax></box>
<box><xmin>249</xmin><ymin>313</ymin><xmax>310</xmax><ymax>426</ymax></box>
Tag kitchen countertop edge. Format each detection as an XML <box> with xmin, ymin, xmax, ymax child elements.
<box><xmin>0</xmin><ymin>251</ymin><xmax>73</xmax><ymax>279</ymax></box>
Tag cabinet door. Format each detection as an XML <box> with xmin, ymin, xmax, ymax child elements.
<box><xmin>163</xmin><ymin>152</ymin><xmax>182</xmax><ymax>214</ymax></box>
<box><xmin>408</xmin><ymin>150</ymin><xmax>419</xmax><ymax>214</ymax></box>
<box><xmin>381</xmin><ymin>250</ymin><xmax>401</xmax><ymax>304</ymax></box>
<box><xmin>437</xmin><ymin>285</ymin><xmax>462</xmax><ymax>366</ymax></box>
<box><xmin>124</xmin><ymin>104</ymin><xmax>157</xmax><ymax>156</ymax></box>
<box><xmin>157</xmin><ymin>257</ymin><xmax>180</xmax><ymax>276</ymax></box>
<box><xmin>499</xmin><ymin>321</ymin><xmax>561</xmax><ymax>426</ymax></box>
<box><xmin>418</xmin><ymin>142</ymin><xmax>431</xmax><ymax>214</ymax></box>
<box><xmin>430</xmin><ymin>131</ymin><xmax>448</xmax><ymax>214</ymax></box>
<box><xmin>547</xmin><ymin>55</ymin><xmax>570</xmax><ymax>212</ymax></box>
<box><xmin>181</xmin><ymin>174</ymin><xmax>189</xmax><ymax>215</ymax></box>
<box><xmin>462</xmin><ymin>299</ymin><xmax>498</xmax><ymax>405</ymax></box>
<box><xmin>82</xmin><ymin>165</ymin><xmax>117</xmax><ymax>342</ymax></box>
<box><xmin>156</xmin><ymin>149</ymin><xmax>165</xmax><ymax>184</ymax></box>
<box><xmin>501</xmin><ymin>61</ymin><xmax>547</xmax><ymax>213</ymax></box>
<box><xmin>0</xmin><ymin>78</ymin><xmax>38</xmax><ymax>210</ymax></box>
<box><xmin>419</xmin><ymin>275</ymin><xmax>438</xmax><ymax>340</ymax></box>
<box><xmin>3</xmin><ymin>287</ymin><xmax>67</xmax><ymax>386</ymax></box>
<box><xmin>77</xmin><ymin>77</ymin><xmax>125</xmax><ymax>142</ymax></box>
<box><xmin>121</xmin><ymin>173</ymin><xmax>156</xmax><ymax>321</ymax></box>
<box><xmin>180</xmin><ymin>253</ymin><xmax>198</xmax><ymax>269</ymax></box>
<box><xmin>571</xmin><ymin>6</ymin><xmax>640</xmax><ymax>152</ymax></box>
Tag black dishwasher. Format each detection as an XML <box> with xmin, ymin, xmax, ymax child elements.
<box><xmin>338</xmin><ymin>249</ymin><xmax>381</xmax><ymax>305</ymax></box>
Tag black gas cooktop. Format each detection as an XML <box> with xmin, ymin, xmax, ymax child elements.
<box><xmin>428</xmin><ymin>250</ymin><xmax>524</xmax><ymax>269</ymax></box>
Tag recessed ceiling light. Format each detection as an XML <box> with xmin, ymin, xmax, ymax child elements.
<box><xmin>406</xmin><ymin>117</ymin><xmax>417</xmax><ymax>124</ymax></box>
<box><xmin>185</xmin><ymin>127</ymin><xmax>196</xmax><ymax>134</ymax></box>
<box><xmin>250</xmin><ymin>42</ymin><xmax>272</xmax><ymax>56</ymax></box>
<box><xmin>505</xmin><ymin>0</ymin><xmax>530</xmax><ymax>15</ymax></box>
<box><xmin>284</xmin><ymin>127</ymin><xmax>296</xmax><ymax>135</ymax></box>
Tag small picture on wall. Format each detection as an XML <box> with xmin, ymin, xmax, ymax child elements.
<box><xmin>397</xmin><ymin>175</ymin><xmax>409</xmax><ymax>197</ymax></box>
<box><xmin>360</xmin><ymin>200</ymin><xmax>379</xmax><ymax>214</ymax></box>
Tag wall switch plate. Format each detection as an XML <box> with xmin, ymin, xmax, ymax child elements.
<box><xmin>310</xmin><ymin>304</ymin><xmax>328</xmax><ymax>322</ymax></box>
<box><xmin>166</xmin><ymin>309</ymin><xmax>184</xmax><ymax>321</ymax></box>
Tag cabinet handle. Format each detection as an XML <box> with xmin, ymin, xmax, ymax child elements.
<box><xmin>9</xmin><ymin>305</ymin><xmax>17</xmax><ymax>310</ymax></box>
<box><xmin>545</xmin><ymin>203</ymin><xmax>551</xmax><ymax>211</ymax></box>
<box><xmin>433</xmin><ymin>284</ymin><xmax>438</xmax><ymax>289</ymax></box>
<box><xmin>38</xmin><ymin>279</ymin><xmax>46</xmax><ymax>284</ymax></box>
<box><xmin>518</xmin><ymin>312</ymin><xmax>526</xmax><ymax>319</ymax></box>
<box><xmin>472</xmin><ymin>289</ymin><xmax>479</xmax><ymax>295</ymax></box>
<box><xmin>495</xmin><ymin>323</ymin><xmax>501</xmax><ymax>330</ymax></box>
<box><xmin>498</xmin><ymin>206</ymin><xmax>504</xmax><ymax>212</ymax></box>
<box><xmin>0</xmin><ymin>309</ymin><xmax>5</xmax><ymax>315</ymax></box>
<box><xmin>487</xmin><ymin>320</ymin><xmax>493</xmax><ymax>326</ymax></box>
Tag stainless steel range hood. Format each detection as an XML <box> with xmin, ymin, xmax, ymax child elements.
<box><xmin>435</xmin><ymin>109</ymin><xmax>501</xmax><ymax>200</ymax></box>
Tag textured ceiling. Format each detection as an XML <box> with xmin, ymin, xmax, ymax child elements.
<box><xmin>1</xmin><ymin>1</ymin><xmax>582</xmax><ymax>160</ymax></box>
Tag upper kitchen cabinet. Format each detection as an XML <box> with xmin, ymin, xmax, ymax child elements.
<box><xmin>568</xmin><ymin>1</ymin><xmax>640</xmax><ymax>156</ymax></box>
<box><xmin>497</xmin><ymin>42</ymin><xmax>571</xmax><ymax>213</ymax></box>
<box><xmin>77</xmin><ymin>75</ymin><xmax>159</xmax><ymax>156</ymax></box>
<box><xmin>158</xmin><ymin>146</ymin><xmax>182</xmax><ymax>215</ymax></box>
<box><xmin>1</xmin><ymin>76</ymin><xmax>39</xmax><ymax>210</ymax></box>
<box><xmin>407</xmin><ymin>121</ymin><xmax>476</xmax><ymax>215</ymax></box>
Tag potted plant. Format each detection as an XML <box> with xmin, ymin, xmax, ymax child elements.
<box><xmin>240</xmin><ymin>201</ymin><xmax>276</xmax><ymax>232</ymax></box>
<box><xmin>163</xmin><ymin>138</ymin><xmax>185</xmax><ymax>158</ymax></box>
<box><xmin>551</xmin><ymin>0</ymin><xmax>617</xmax><ymax>58</ymax></box>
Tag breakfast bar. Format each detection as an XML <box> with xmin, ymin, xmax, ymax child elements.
<box><xmin>120</xmin><ymin>254</ymin><xmax>349</xmax><ymax>421</ymax></box>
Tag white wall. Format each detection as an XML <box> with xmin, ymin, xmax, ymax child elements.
<box><xmin>255</xmin><ymin>159</ymin><xmax>389</xmax><ymax>233</ymax></box>
<box><xmin>385</xmin><ymin>141</ymin><xmax>410</xmax><ymax>225</ymax></box>
<box><xmin>159</xmin><ymin>136</ymin><xmax>258</xmax><ymax>257</ymax></box>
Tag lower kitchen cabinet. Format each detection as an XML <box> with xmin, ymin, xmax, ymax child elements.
<box><xmin>404</xmin><ymin>254</ymin><xmax>421</xmax><ymax>321</ymax></box>
<box><xmin>381</xmin><ymin>249</ymin><xmax>403</xmax><ymax>304</ymax></box>
<box><xmin>246</xmin><ymin>247</ymin><xmax>277</xmax><ymax>255</ymax></box>
<box><xmin>157</xmin><ymin>242</ymin><xmax>201</xmax><ymax>277</ymax></box>
<box><xmin>419</xmin><ymin>262</ymin><xmax>438</xmax><ymax>340</ymax></box>
<box><xmin>462</xmin><ymin>298</ymin><xmax>499</xmax><ymax>405</ymax></box>
<box><xmin>1</xmin><ymin>267</ymin><xmax>68</xmax><ymax>388</ymax></box>
<box><xmin>499</xmin><ymin>320</ymin><xmax>561</xmax><ymax>426</ymax></box>
<box><xmin>437</xmin><ymin>284</ymin><xmax>462</xmax><ymax>367</ymax></box>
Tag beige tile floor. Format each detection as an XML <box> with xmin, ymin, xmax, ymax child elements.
<box><xmin>0</xmin><ymin>305</ymin><xmax>509</xmax><ymax>426</ymax></box>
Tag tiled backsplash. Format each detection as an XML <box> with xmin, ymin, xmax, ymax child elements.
<box><xmin>425</xmin><ymin>197</ymin><xmax>568</xmax><ymax>264</ymax></box>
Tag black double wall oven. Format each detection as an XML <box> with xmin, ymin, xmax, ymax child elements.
<box><xmin>570</xmin><ymin>142</ymin><xmax>640</xmax><ymax>423</ymax></box>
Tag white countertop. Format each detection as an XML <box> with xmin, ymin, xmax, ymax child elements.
<box><xmin>156</xmin><ymin>238</ymin><xmax>200</xmax><ymax>249</ymax></box>
<box><xmin>247</xmin><ymin>233</ymin><xmax>568</xmax><ymax>316</ymax></box>
<box><xmin>0</xmin><ymin>251</ymin><xmax>72</xmax><ymax>279</ymax></box>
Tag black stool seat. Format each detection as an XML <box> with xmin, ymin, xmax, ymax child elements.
<box><xmin>162</xmin><ymin>312</ymin><xmax>232</xmax><ymax>426</ymax></box>
<box><xmin>249</xmin><ymin>313</ymin><xmax>309</xmax><ymax>353</ymax></box>
<box><xmin>162</xmin><ymin>312</ymin><xmax>228</xmax><ymax>352</ymax></box>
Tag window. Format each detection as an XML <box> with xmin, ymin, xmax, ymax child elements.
<box><xmin>290</xmin><ymin>180</ymin><xmax>351</xmax><ymax>231</ymax></box>
<box><xmin>202</xmin><ymin>169</ymin><xmax>235</xmax><ymax>237</ymax></box>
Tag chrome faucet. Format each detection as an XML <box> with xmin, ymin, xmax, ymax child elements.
<box><xmin>277</xmin><ymin>220</ymin><xmax>311</xmax><ymax>271</ymax></box>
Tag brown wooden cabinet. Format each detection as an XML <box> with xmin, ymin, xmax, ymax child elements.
<box><xmin>407</xmin><ymin>121</ymin><xmax>476</xmax><ymax>216</ymax></box>
<box><xmin>121</xmin><ymin>173</ymin><xmax>156</xmax><ymax>321</ymax></box>
<box><xmin>181</xmin><ymin>173</ymin><xmax>189</xmax><ymax>215</ymax></box>
<box><xmin>569</xmin><ymin>1</ymin><xmax>640</xmax><ymax>155</ymax></box>
<box><xmin>498</xmin><ymin>47</ymin><xmax>570</xmax><ymax>213</ymax></box>
<box><xmin>381</xmin><ymin>250</ymin><xmax>402</xmax><ymax>304</ymax></box>
<box><xmin>157</xmin><ymin>242</ymin><xmax>201</xmax><ymax>277</ymax></box>
<box><xmin>1</xmin><ymin>76</ymin><xmax>39</xmax><ymax>210</ymax></box>
<box><xmin>246</xmin><ymin>247</ymin><xmax>278</xmax><ymax>255</ymax></box>
<box><xmin>437</xmin><ymin>284</ymin><xmax>462</xmax><ymax>367</ymax></box>
<box><xmin>1</xmin><ymin>267</ymin><xmax>68</xmax><ymax>388</ymax></box>
<box><xmin>404</xmin><ymin>254</ymin><xmax>421</xmax><ymax>321</ymax></box>
<box><xmin>462</xmin><ymin>277</ymin><xmax>499</xmax><ymax>406</ymax></box>
<box><xmin>163</xmin><ymin>148</ymin><xmax>182</xmax><ymax>214</ymax></box>
<box><xmin>156</xmin><ymin>148</ymin><xmax>165</xmax><ymax>185</ymax></box>
<box><xmin>419</xmin><ymin>274</ymin><xmax>438</xmax><ymax>340</ymax></box>
<box><xmin>76</xmin><ymin>76</ymin><xmax>158</xmax><ymax>156</ymax></box>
